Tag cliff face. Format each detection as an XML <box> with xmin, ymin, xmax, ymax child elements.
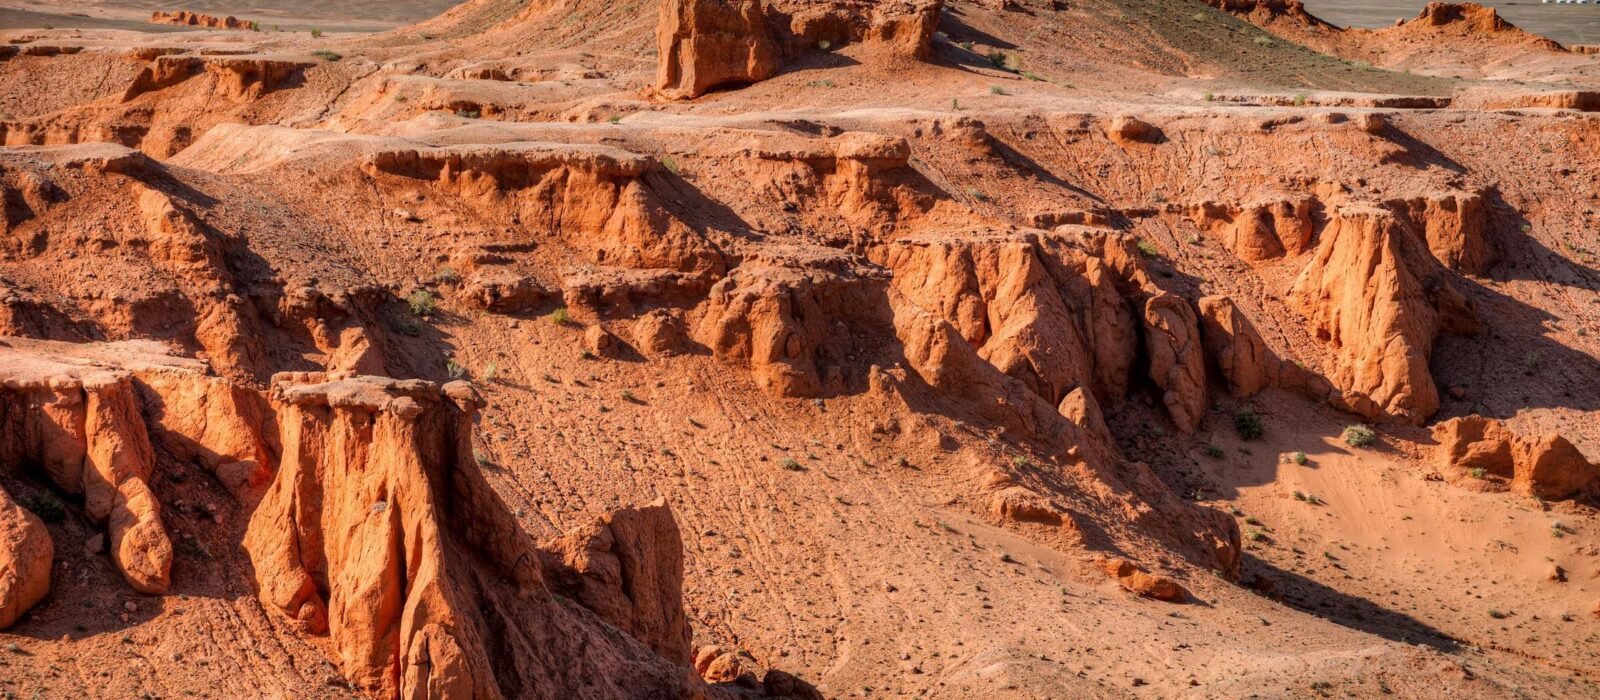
<box><xmin>246</xmin><ymin>373</ymin><xmax>701</xmax><ymax>699</ymax></box>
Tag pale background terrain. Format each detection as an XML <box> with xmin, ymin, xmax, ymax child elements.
<box><xmin>8</xmin><ymin>0</ymin><xmax>1600</xmax><ymax>44</ymax></box>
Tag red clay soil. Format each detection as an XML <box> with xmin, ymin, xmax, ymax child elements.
<box><xmin>0</xmin><ymin>0</ymin><xmax>1598</xmax><ymax>698</ymax></box>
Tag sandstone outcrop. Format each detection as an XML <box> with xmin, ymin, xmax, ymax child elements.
<box><xmin>883</xmin><ymin>233</ymin><xmax>1138</xmax><ymax>409</ymax></box>
<box><xmin>1386</xmin><ymin>189</ymin><xmax>1494</xmax><ymax>274</ymax></box>
<box><xmin>1289</xmin><ymin>205</ymin><xmax>1477</xmax><ymax>424</ymax></box>
<box><xmin>1188</xmin><ymin>198</ymin><xmax>1316</xmax><ymax>263</ymax></box>
<box><xmin>1102</xmin><ymin>557</ymin><xmax>1186</xmax><ymax>602</ymax></box>
<box><xmin>1196</xmin><ymin>296</ymin><xmax>1273</xmax><ymax>397</ymax></box>
<box><xmin>0</xmin><ymin>338</ymin><xmax>277</xmax><ymax>603</ymax></box>
<box><xmin>364</xmin><ymin>144</ymin><xmax>723</xmax><ymax>275</ymax></box>
<box><xmin>462</xmin><ymin>270</ymin><xmax>552</xmax><ymax>314</ymax></box>
<box><xmin>1432</xmin><ymin>416</ymin><xmax>1599</xmax><ymax>500</ymax></box>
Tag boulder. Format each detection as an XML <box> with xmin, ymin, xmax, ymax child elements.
<box><xmin>1102</xmin><ymin>558</ymin><xmax>1186</xmax><ymax>601</ymax></box>
<box><xmin>632</xmin><ymin>310</ymin><xmax>691</xmax><ymax>357</ymax></box>
<box><xmin>1107</xmin><ymin>115</ymin><xmax>1160</xmax><ymax>143</ymax></box>
<box><xmin>0</xmin><ymin>487</ymin><xmax>52</xmax><ymax>629</ymax></box>
<box><xmin>585</xmin><ymin>325</ymin><xmax>622</xmax><ymax>358</ymax></box>
<box><xmin>462</xmin><ymin>270</ymin><xmax>551</xmax><ymax>314</ymax></box>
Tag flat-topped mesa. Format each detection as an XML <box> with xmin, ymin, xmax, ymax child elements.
<box><xmin>1289</xmin><ymin>205</ymin><xmax>1478</xmax><ymax>424</ymax></box>
<box><xmin>1432</xmin><ymin>416</ymin><xmax>1600</xmax><ymax>500</ymax></box>
<box><xmin>1392</xmin><ymin>3</ymin><xmax>1564</xmax><ymax>49</ymax></box>
<box><xmin>247</xmin><ymin>373</ymin><xmax>701</xmax><ymax>698</ymax></box>
<box><xmin>0</xmin><ymin>338</ymin><xmax>274</xmax><ymax>614</ymax></box>
<box><xmin>656</xmin><ymin>0</ymin><xmax>943</xmax><ymax>98</ymax></box>
<box><xmin>123</xmin><ymin>55</ymin><xmax>316</xmax><ymax>102</ymax></box>
<box><xmin>149</xmin><ymin>11</ymin><xmax>254</xmax><ymax>30</ymax></box>
<box><xmin>1203</xmin><ymin>0</ymin><xmax>1330</xmax><ymax>28</ymax></box>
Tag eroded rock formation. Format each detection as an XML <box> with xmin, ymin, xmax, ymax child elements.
<box><xmin>540</xmin><ymin>499</ymin><xmax>693</xmax><ymax>665</ymax></box>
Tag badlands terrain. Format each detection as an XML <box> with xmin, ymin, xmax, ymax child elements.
<box><xmin>0</xmin><ymin>0</ymin><xmax>1598</xmax><ymax>697</ymax></box>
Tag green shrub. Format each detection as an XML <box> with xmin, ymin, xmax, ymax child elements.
<box><xmin>1234</xmin><ymin>408</ymin><xmax>1264</xmax><ymax>440</ymax></box>
<box><xmin>548</xmin><ymin>307</ymin><xmax>570</xmax><ymax>325</ymax></box>
<box><xmin>1136</xmin><ymin>240</ymin><xmax>1161</xmax><ymax>258</ymax></box>
<box><xmin>407</xmin><ymin>289</ymin><xmax>436</xmax><ymax>317</ymax></box>
<box><xmin>311</xmin><ymin>50</ymin><xmax>341</xmax><ymax>61</ymax></box>
<box><xmin>310</xmin><ymin>27</ymin><xmax>322</xmax><ymax>38</ymax></box>
<box><xmin>1342</xmin><ymin>424</ymin><xmax>1376</xmax><ymax>448</ymax></box>
<box><xmin>19</xmin><ymin>491</ymin><xmax>65</xmax><ymax>524</ymax></box>
<box><xmin>1205</xmin><ymin>444</ymin><xmax>1225</xmax><ymax>458</ymax></box>
<box><xmin>1293</xmin><ymin>451</ymin><xmax>1308</xmax><ymax>465</ymax></box>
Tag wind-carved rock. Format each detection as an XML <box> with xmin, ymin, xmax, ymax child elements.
<box><xmin>0</xmin><ymin>486</ymin><xmax>51</xmax><ymax>629</ymax></box>
<box><xmin>540</xmin><ymin>499</ymin><xmax>693</xmax><ymax>665</ymax></box>
<box><xmin>1142</xmin><ymin>294</ymin><xmax>1207</xmax><ymax>434</ymax></box>
<box><xmin>149</xmin><ymin>10</ymin><xmax>253</xmax><ymax>30</ymax></box>
<box><xmin>1385</xmin><ymin>189</ymin><xmax>1495</xmax><ymax>274</ymax></box>
<box><xmin>882</xmin><ymin>232</ymin><xmax>1138</xmax><ymax>409</ymax></box>
<box><xmin>1188</xmin><ymin>197</ymin><xmax>1317</xmax><ymax>263</ymax></box>
<box><xmin>1432</xmin><ymin>416</ymin><xmax>1599</xmax><ymax>500</ymax></box>
<box><xmin>1289</xmin><ymin>205</ymin><xmax>1477</xmax><ymax>424</ymax></box>
<box><xmin>656</xmin><ymin>0</ymin><xmax>783</xmax><ymax>99</ymax></box>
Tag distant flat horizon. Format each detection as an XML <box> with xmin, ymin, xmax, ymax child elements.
<box><xmin>1303</xmin><ymin>0</ymin><xmax>1600</xmax><ymax>45</ymax></box>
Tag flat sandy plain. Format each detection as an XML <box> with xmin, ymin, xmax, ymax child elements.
<box><xmin>0</xmin><ymin>0</ymin><xmax>459</xmax><ymax>31</ymax></box>
<box><xmin>8</xmin><ymin>0</ymin><xmax>1600</xmax><ymax>44</ymax></box>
